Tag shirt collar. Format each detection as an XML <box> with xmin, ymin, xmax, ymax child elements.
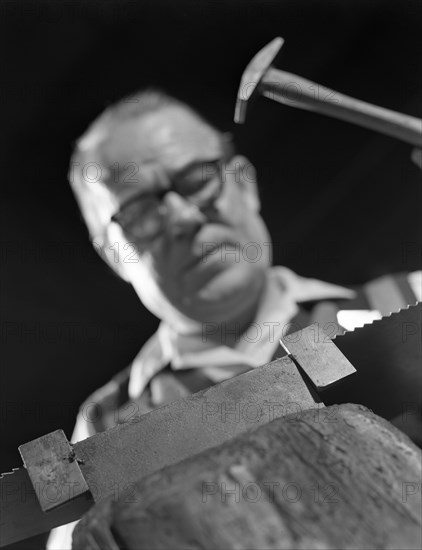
<box><xmin>128</xmin><ymin>266</ymin><xmax>355</xmax><ymax>399</ymax></box>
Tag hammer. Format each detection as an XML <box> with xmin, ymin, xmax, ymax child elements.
<box><xmin>235</xmin><ymin>37</ymin><xmax>422</xmax><ymax>147</ymax></box>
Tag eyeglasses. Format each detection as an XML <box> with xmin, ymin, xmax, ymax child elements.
<box><xmin>110</xmin><ymin>158</ymin><xmax>226</xmax><ymax>243</ymax></box>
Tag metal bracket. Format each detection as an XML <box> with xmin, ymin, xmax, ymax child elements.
<box><xmin>280</xmin><ymin>323</ymin><xmax>357</xmax><ymax>391</ymax></box>
<box><xmin>19</xmin><ymin>429</ymin><xmax>89</xmax><ymax>512</ymax></box>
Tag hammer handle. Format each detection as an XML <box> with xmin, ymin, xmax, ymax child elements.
<box><xmin>263</xmin><ymin>68</ymin><xmax>422</xmax><ymax>147</ymax></box>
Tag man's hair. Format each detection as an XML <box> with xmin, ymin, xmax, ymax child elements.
<box><xmin>69</xmin><ymin>89</ymin><xmax>214</xmax><ymax>241</ymax></box>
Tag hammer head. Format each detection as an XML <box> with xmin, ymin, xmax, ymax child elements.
<box><xmin>234</xmin><ymin>37</ymin><xmax>284</xmax><ymax>124</ymax></box>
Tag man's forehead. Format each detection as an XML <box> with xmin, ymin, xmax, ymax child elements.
<box><xmin>103</xmin><ymin>106</ymin><xmax>223</xmax><ymax>173</ymax></box>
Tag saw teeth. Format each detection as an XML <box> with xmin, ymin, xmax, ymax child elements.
<box><xmin>333</xmin><ymin>301</ymin><xmax>421</xmax><ymax>340</ymax></box>
<box><xmin>0</xmin><ymin>468</ymin><xmax>20</xmax><ymax>479</ymax></box>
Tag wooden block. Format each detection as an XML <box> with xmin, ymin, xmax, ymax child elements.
<box><xmin>73</xmin><ymin>404</ymin><xmax>422</xmax><ymax>550</ymax></box>
<box><xmin>281</xmin><ymin>323</ymin><xmax>356</xmax><ymax>391</ymax></box>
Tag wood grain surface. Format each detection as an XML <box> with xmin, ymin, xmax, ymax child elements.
<box><xmin>72</xmin><ymin>404</ymin><xmax>422</xmax><ymax>550</ymax></box>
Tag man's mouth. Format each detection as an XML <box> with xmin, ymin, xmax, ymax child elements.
<box><xmin>187</xmin><ymin>239</ymin><xmax>243</xmax><ymax>271</ymax></box>
<box><xmin>200</xmin><ymin>242</ymin><xmax>222</xmax><ymax>259</ymax></box>
<box><xmin>180</xmin><ymin>225</ymin><xmax>241</xmax><ymax>273</ymax></box>
<box><xmin>182</xmin><ymin>244</ymin><xmax>223</xmax><ymax>273</ymax></box>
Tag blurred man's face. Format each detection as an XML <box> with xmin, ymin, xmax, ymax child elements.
<box><xmin>95</xmin><ymin>105</ymin><xmax>272</xmax><ymax>326</ymax></box>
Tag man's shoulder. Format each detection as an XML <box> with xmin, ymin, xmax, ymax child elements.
<box><xmin>361</xmin><ymin>270</ymin><xmax>421</xmax><ymax>315</ymax></box>
<box><xmin>72</xmin><ymin>365</ymin><xmax>132</xmax><ymax>441</ymax></box>
<box><xmin>272</xmin><ymin>266</ymin><xmax>421</xmax><ymax>310</ymax></box>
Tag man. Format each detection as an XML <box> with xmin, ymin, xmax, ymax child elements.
<box><xmin>48</xmin><ymin>90</ymin><xmax>421</xmax><ymax>548</ymax></box>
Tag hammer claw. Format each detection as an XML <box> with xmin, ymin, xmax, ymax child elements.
<box><xmin>234</xmin><ymin>36</ymin><xmax>284</xmax><ymax>123</ymax></box>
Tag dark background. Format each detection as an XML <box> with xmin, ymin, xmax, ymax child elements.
<box><xmin>0</xmin><ymin>0</ymin><xmax>421</xmax><ymax>544</ymax></box>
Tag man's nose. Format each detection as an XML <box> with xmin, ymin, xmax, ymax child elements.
<box><xmin>163</xmin><ymin>191</ymin><xmax>207</xmax><ymax>237</ymax></box>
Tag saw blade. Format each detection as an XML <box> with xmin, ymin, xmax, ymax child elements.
<box><xmin>323</xmin><ymin>302</ymin><xmax>421</xmax><ymax>420</ymax></box>
<box><xmin>0</xmin><ymin>355</ymin><xmax>320</xmax><ymax>547</ymax></box>
<box><xmin>0</xmin><ymin>467</ymin><xmax>92</xmax><ymax>547</ymax></box>
<box><xmin>1</xmin><ymin>304</ymin><xmax>420</xmax><ymax>546</ymax></box>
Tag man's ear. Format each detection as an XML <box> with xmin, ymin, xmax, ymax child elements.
<box><xmin>231</xmin><ymin>155</ymin><xmax>261</xmax><ymax>212</ymax></box>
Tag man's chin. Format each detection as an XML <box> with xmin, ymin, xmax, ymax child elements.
<box><xmin>180</xmin><ymin>265</ymin><xmax>267</xmax><ymax>323</ymax></box>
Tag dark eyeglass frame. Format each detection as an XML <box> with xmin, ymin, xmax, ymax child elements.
<box><xmin>109</xmin><ymin>136</ymin><xmax>234</xmax><ymax>244</ymax></box>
